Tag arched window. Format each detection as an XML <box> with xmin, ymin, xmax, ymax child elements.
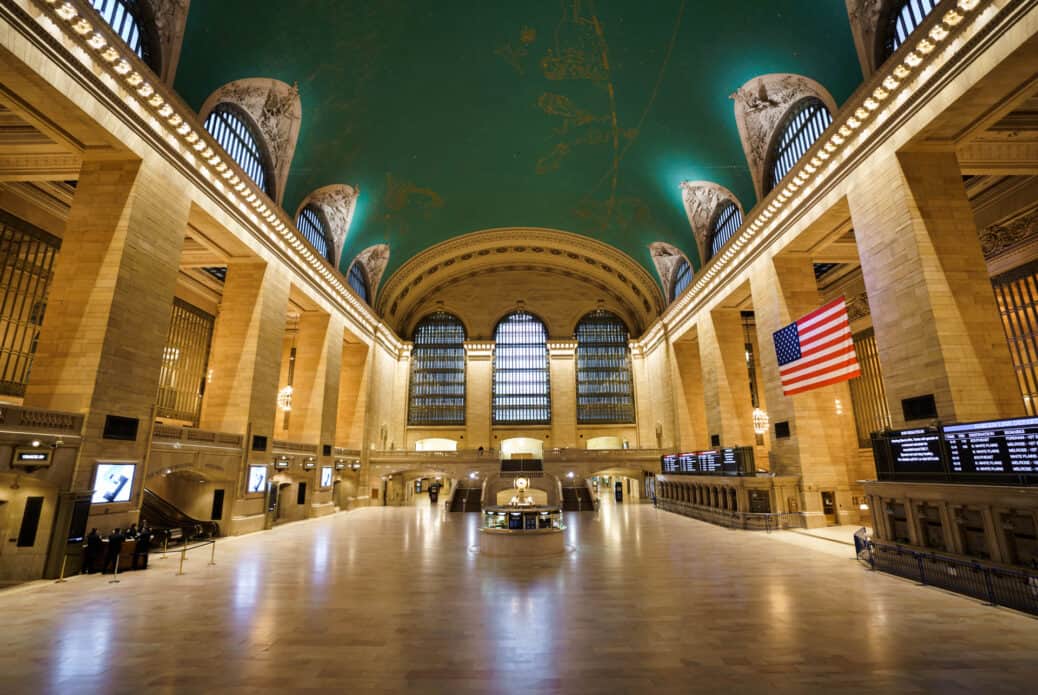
<box><xmin>408</xmin><ymin>312</ymin><xmax>466</xmax><ymax>426</ymax></box>
<box><xmin>296</xmin><ymin>205</ymin><xmax>334</xmax><ymax>263</ymax></box>
<box><xmin>493</xmin><ymin>311</ymin><xmax>550</xmax><ymax>425</ymax></box>
<box><xmin>767</xmin><ymin>98</ymin><xmax>833</xmax><ymax>194</ymax></box>
<box><xmin>203</xmin><ymin>104</ymin><xmax>274</xmax><ymax>197</ymax></box>
<box><xmin>708</xmin><ymin>201</ymin><xmax>743</xmax><ymax>260</ymax></box>
<box><xmin>347</xmin><ymin>262</ymin><xmax>369</xmax><ymax>304</ymax></box>
<box><xmin>575</xmin><ymin>311</ymin><xmax>635</xmax><ymax>424</ymax></box>
<box><xmin>885</xmin><ymin>0</ymin><xmax>940</xmax><ymax>56</ymax></box>
<box><xmin>89</xmin><ymin>0</ymin><xmax>160</xmax><ymax>73</ymax></box>
<box><xmin>671</xmin><ymin>258</ymin><xmax>692</xmax><ymax>302</ymax></box>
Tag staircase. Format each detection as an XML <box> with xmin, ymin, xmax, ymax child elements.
<box><xmin>562</xmin><ymin>486</ymin><xmax>596</xmax><ymax>512</ymax></box>
<box><xmin>448</xmin><ymin>484</ymin><xmax>482</xmax><ymax>512</ymax></box>
<box><xmin>141</xmin><ymin>489</ymin><xmax>220</xmax><ymax>540</ymax></box>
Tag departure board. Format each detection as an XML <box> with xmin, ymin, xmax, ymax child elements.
<box><xmin>660</xmin><ymin>448</ymin><xmax>755</xmax><ymax>476</ymax></box>
<box><xmin>942</xmin><ymin>417</ymin><xmax>1038</xmax><ymax>474</ymax></box>
<box><xmin>661</xmin><ymin>454</ymin><xmax>679</xmax><ymax>474</ymax></box>
<box><xmin>888</xmin><ymin>428</ymin><xmax>945</xmax><ymax>474</ymax></box>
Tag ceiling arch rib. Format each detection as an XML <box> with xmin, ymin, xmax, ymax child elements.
<box><xmin>378</xmin><ymin>228</ymin><xmax>664</xmax><ymax>338</ymax></box>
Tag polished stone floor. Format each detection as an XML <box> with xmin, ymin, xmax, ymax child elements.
<box><xmin>1</xmin><ymin>500</ymin><xmax>1035</xmax><ymax>694</ymax></box>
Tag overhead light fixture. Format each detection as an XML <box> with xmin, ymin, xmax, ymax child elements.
<box><xmin>277</xmin><ymin>385</ymin><xmax>293</xmax><ymax>412</ymax></box>
<box><xmin>752</xmin><ymin>408</ymin><xmax>770</xmax><ymax>436</ymax></box>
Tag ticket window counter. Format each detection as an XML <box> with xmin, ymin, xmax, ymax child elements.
<box><xmin>916</xmin><ymin>504</ymin><xmax>947</xmax><ymax>551</ymax></box>
<box><xmin>957</xmin><ymin>508</ymin><xmax>991</xmax><ymax>560</ymax></box>
<box><xmin>1001</xmin><ymin>512</ymin><xmax>1038</xmax><ymax>567</ymax></box>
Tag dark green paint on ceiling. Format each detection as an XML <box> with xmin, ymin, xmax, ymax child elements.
<box><xmin>175</xmin><ymin>1</ymin><xmax>862</xmax><ymax>282</ymax></box>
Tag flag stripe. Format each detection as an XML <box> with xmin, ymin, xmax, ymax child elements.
<box><xmin>780</xmin><ymin>343</ymin><xmax>857</xmax><ymax>382</ymax></box>
<box><xmin>796</xmin><ymin>297</ymin><xmax>846</xmax><ymax>327</ymax></box>
<box><xmin>783</xmin><ymin>367</ymin><xmax>863</xmax><ymax>395</ymax></box>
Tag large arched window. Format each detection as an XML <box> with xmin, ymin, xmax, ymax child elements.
<box><xmin>671</xmin><ymin>258</ymin><xmax>692</xmax><ymax>302</ymax></box>
<box><xmin>89</xmin><ymin>0</ymin><xmax>160</xmax><ymax>73</ymax></box>
<box><xmin>767</xmin><ymin>98</ymin><xmax>833</xmax><ymax>194</ymax></box>
<box><xmin>408</xmin><ymin>312</ymin><xmax>466</xmax><ymax>426</ymax></box>
<box><xmin>296</xmin><ymin>205</ymin><xmax>334</xmax><ymax>263</ymax></box>
<box><xmin>885</xmin><ymin>0</ymin><xmax>940</xmax><ymax>56</ymax></box>
<box><xmin>203</xmin><ymin>104</ymin><xmax>274</xmax><ymax>197</ymax></box>
<box><xmin>575</xmin><ymin>311</ymin><xmax>635</xmax><ymax>424</ymax></box>
<box><xmin>493</xmin><ymin>311</ymin><xmax>550</xmax><ymax>425</ymax></box>
<box><xmin>708</xmin><ymin>201</ymin><xmax>743</xmax><ymax>260</ymax></box>
<box><xmin>347</xmin><ymin>262</ymin><xmax>369</xmax><ymax>304</ymax></box>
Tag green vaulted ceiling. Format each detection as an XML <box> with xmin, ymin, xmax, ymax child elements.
<box><xmin>175</xmin><ymin>0</ymin><xmax>862</xmax><ymax>282</ymax></box>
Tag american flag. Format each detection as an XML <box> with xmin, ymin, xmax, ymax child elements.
<box><xmin>772</xmin><ymin>297</ymin><xmax>860</xmax><ymax>397</ymax></box>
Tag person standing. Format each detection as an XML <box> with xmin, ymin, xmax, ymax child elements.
<box><xmin>132</xmin><ymin>523</ymin><xmax>151</xmax><ymax>570</ymax></box>
<box><xmin>82</xmin><ymin>528</ymin><xmax>102</xmax><ymax>574</ymax></box>
<box><xmin>104</xmin><ymin>528</ymin><xmax>125</xmax><ymax>573</ymax></box>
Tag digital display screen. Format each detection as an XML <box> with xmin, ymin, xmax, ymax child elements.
<box><xmin>697</xmin><ymin>450</ymin><xmax>723</xmax><ymax>474</ymax></box>
<box><xmin>661</xmin><ymin>454</ymin><xmax>679</xmax><ymax>474</ymax></box>
<box><xmin>678</xmin><ymin>453</ymin><xmax>697</xmax><ymax>473</ymax></box>
<box><xmin>321</xmin><ymin>466</ymin><xmax>333</xmax><ymax>488</ymax></box>
<box><xmin>943</xmin><ymin>417</ymin><xmax>1038</xmax><ymax>474</ymax></box>
<box><xmin>247</xmin><ymin>465</ymin><xmax>268</xmax><ymax>493</ymax></box>
<box><xmin>889</xmin><ymin>429</ymin><xmax>945</xmax><ymax>473</ymax></box>
<box><xmin>91</xmin><ymin>463</ymin><xmax>136</xmax><ymax>504</ymax></box>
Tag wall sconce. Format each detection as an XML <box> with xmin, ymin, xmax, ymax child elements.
<box><xmin>752</xmin><ymin>408</ymin><xmax>770</xmax><ymax>436</ymax></box>
<box><xmin>350</xmin><ymin>462</ymin><xmax>361</xmax><ymax>471</ymax></box>
<box><xmin>335</xmin><ymin>459</ymin><xmax>345</xmax><ymax>470</ymax></box>
<box><xmin>277</xmin><ymin>385</ymin><xmax>293</xmax><ymax>412</ymax></box>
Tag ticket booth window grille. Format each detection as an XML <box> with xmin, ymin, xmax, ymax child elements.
<box><xmin>493</xmin><ymin>311</ymin><xmax>550</xmax><ymax>425</ymax></box>
<box><xmin>156</xmin><ymin>298</ymin><xmax>214</xmax><ymax>425</ymax></box>
<box><xmin>576</xmin><ymin>310</ymin><xmax>635</xmax><ymax>424</ymax></box>
<box><xmin>993</xmin><ymin>264</ymin><xmax>1038</xmax><ymax>415</ymax></box>
<box><xmin>847</xmin><ymin>328</ymin><xmax>893</xmax><ymax>447</ymax></box>
<box><xmin>0</xmin><ymin>212</ymin><xmax>60</xmax><ymax>398</ymax></box>
<box><xmin>884</xmin><ymin>0</ymin><xmax>940</xmax><ymax>57</ymax></box>
<box><xmin>89</xmin><ymin>0</ymin><xmax>160</xmax><ymax>73</ymax></box>
<box><xmin>203</xmin><ymin>104</ymin><xmax>274</xmax><ymax>197</ymax></box>
<box><xmin>408</xmin><ymin>312</ymin><xmax>466</xmax><ymax>426</ymax></box>
<box><xmin>767</xmin><ymin>98</ymin><xmax>833</xmax><ymax>194</ymax></box>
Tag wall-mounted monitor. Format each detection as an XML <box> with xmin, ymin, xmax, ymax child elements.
<box><xmin>13</xmin><ymin>447</ymin><xmax>52</xmax><ymax>468</ymax></box>
<box><xmin>320</xmin><ymin>466</ymin><xmax>333</xmax><ymax>488</ymax></box>
<box><xmin>247</xmin><ymin>465</ymin><xmax>268</xmax><ymax>493</ymax></box>
<box><xmin>91</xmin><ymin>463</ymin><xmax>136</xmax><ymax>504</ymax></box>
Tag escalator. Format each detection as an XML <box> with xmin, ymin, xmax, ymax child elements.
<box><xmin>141</xmin><ymin>489</ymin><xmax>220</xmax><ymax>541</ymax></box>
<box><xmin>562</xmin><ymin>487</ymin><xmax>596</xmax><ymax>512</ymax></box>
<box><xmin>448</xmin><ymin>484</ymin><xmax>482</xmax><ymax>512</ymax></box>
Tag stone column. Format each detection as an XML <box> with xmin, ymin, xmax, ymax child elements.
<box><xmin>548</xmin><ymin>340</ymin><xmax>578</xmax><ymax>449</ymax></box>
<box><xmin>697</xmin><ymin>308</ymin><xmax>755</xmax><ymax>449</ymax></box>
<box><xmin>287</xmin><ymin>311</ymin><xmax>343</xmax><ymax>448</ymax></box>
<box><xmin>24</xmin><ymin>156</ymin><xmax>189</xmax><ymax>521</ymax></box>
<box><xmin>847</xmin><ymin>150</ymin><xmax>1023</xmax><ymax>425</ymax></box>
<box><xmin>671</xmin><ymin>338</ymin><xmax>709</xmax><ymax>451</ymax></box>
<box><xmin>749</xmin><ymin>254</ymin><xmax>861</xmax><ymax>527</ymax></box>
<box><xmin>199</xmin><ymin>260</ymin><xmax>289</xmax><ymax>450</ymax></box>
<box><xmin>464</xmin><ymin>341</ymin><xmax>494</xmax><ymax>451</ymax></box>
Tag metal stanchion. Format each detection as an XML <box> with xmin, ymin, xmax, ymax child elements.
<box><xmin>177</xmin><ymin>543</ymin><xmax>187</xmax><ymax>575</ymax></box>
<box><xmin>55</xmin><ymin>554</ymin><xmax>69</xmax><ymax>583</ymax></box>
<box><xmin>161</xmin><ymin>534</ymin><xmax>168</xmax><ymax>559</ymax></box>
<box><xmin>208</xmin><ymin>540</ymin><xmax>216</xmax><ymax>566</ymax></box>
<box><xmin>109</xmin><ymin>555</ymin><xmax>121</xmax><ymax>584</ymax></box>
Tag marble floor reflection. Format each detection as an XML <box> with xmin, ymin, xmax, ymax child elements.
<box><xmin>1</xmin><ymin>502</ymin><xmax>1035</xmax><ymax>694</ymax></box>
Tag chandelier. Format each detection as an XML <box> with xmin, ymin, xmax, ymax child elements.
<box><xmin>277</xmin><ymin>385</ymin><xmax>294</xmax><ymax>412</ymax></box>
<box><xmin>752</xmin><ymin>407</ymin><xmax>770</xmax><ymax>436</ymax></box>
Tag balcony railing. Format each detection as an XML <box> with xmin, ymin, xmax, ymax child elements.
<box><xmin>0</xmin><ymin>405</ymin><xmax>83</xmax><ymax>435</ymax></box>
<box><xmin>152</xmin><ymin>425</ymin><xmax>243</xmax><ymax>449</ymax></box>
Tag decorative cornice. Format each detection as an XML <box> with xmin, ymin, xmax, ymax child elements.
<box><xmin>981</xmin><ymin>207</ymin><xmax>1038</xmax><ymax>259</ymax></box>
<box><xmin>846</xmin><ymin>291</ymin><xmax>872</xmax><ymax>322</ymax></box>
<box><xmin>17</xmin><ymin>0</ymin><xmax>380</xmax><ymax>339</ymax></box>
<box><xmin>664</xmin><ymin>0</ymin><xmax>1003</xmax><ymax>339</ymax></box>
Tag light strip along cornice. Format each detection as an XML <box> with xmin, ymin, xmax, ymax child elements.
<box><xmin>19</xmin><ymin>0</ymin><xmax>379</xmax><ymax>337</ymax></box>
<box><xmin>664</xmin><ymin>0</ymin><xmax>1006</xmax><ymax>332</ymax></box>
